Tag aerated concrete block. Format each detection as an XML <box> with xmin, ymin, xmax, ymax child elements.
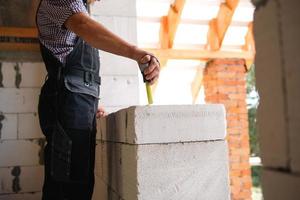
<box><xmin>0</xmin><ymin>140</ymin><xmax>41</xmax><ymax>167</ymax></box>
<box><xmin>18</xmin><ymin>113</ymin><xmax>43</xmax><ymax>139</ymax></box>
<box><xmin>90</xmin><ymin>0</ymin><xmax>136</xmax><ymax>17</ymax></box>
<box><xmin>100</xmin><ymin>76</ymin><xmax>139</xmax><ymax>107</ymax></box>
<box><xmin>0</xmin><ymin>88</ymin><xmax>39</xmax><ymax>113</ymax></box>
<box><xmin>0</xmin><ymin>192</ymin><xmax>42</xmax><ymax>200</ymax></box>
<box><xmin>100</xmin><ymin>105</ymin><xmax>227</xmax><ymax>144</ymax></box>
<box><xmin>0</xmin><ymin>166</ymin><xmax>43</xmax><ymax>194</ymax></box>
<box><xmin>1</xmin><ymin>62</ymin><xmax>46</xmax><ymax>88</ymax></box>
<box><xmin>254</xmin><ymin>0</ymin><xmax>289</xmax><ymax>168</ymax></box>
<box><xmin>262</xmin><ymin>169</ymin><xmax>300</xmax><ymax>200</ymax></box>
<box><xmin>94</xmin><ymin>141</ymin><xmax>230</xmax><ymax>200</ymax></box>
<box><xmin>0</xmin><ymin>114</ymin><xmax>17</xmax><ymax>140</ymax></box>
<box><xmin>94</xmin><ymin>105</ymin><xmax>229</xmax><ymax>200</ymax></box>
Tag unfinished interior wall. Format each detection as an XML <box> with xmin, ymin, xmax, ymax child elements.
<box><xmin>254</xmin><ymin>0</ymin><xmax>300</xmax><ymax>199</ymax></box>
<box><xmin>90</xmin><ymin>0</ymin><xmax>141</xmax><ymax>113</ymax></box>
<box><xmin>0</xmin><ymin>62</ymin><xmax>45</xmax><ymax>199</ymax></box>
<box><xmin>203</xmin><ymin>59</ymin><xmax>252</xmax><ymax>200</ymax></box>
<box><xmin>0</xmin><ymin>1</ymin><xmax>139</xmax><ymax>199</ymax></box>
<box><xmin>92</xmin><ymin>105</ymin><xmax>230</xmax><ymax>200</ymax></box>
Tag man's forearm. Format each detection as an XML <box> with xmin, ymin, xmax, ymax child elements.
<box><xmin>65</xmin><ymin>13</ymin><xmax>145</xmax><ymax>62</ymax></box>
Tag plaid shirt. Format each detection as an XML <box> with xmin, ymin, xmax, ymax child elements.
<box><xmin>37</xmin><ymin>0</ymin><xmax>88</xmax><ymax>64</ymax></box>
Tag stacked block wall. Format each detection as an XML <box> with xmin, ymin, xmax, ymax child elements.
<box><xmin>203</xmin><ymin>59</ymin><xmax>252</xmax><ymax>200</ymax></box>
<box><xmin>254</xmin><ymin>0</ymin><xmax>300</xmax><ymax>199</ymax></box>
<box><xmin>0</xmin><ymin>62</ymin><xmax>45</xmax><ymax>200</ymax></box>
<box><xmin>92</xmin><ymin>105</ymin><xmax>230</xmax><ymax>200</ymax></box>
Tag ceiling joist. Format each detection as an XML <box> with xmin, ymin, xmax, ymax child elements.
<box><xmin>145</xmin><ymin>48</ymin><xmax>254</xmax><ymax>61</ymax></box>
<box><xmin>207</xmin><ymin>0</ymin><xmax>240</xmax><ymax>51</ymax></box>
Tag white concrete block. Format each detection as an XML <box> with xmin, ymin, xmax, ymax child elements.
<box><xmin>0</xmin><ymin>140</ymin><xmax>41</xmax><ymax>167</ymax></box>
<box><xmin>0</xmin><ymin>114</ymin><xmax>17</xmax><ymax>140</ymax></box>
<box><xmin>0</xmin><ymin>166</ymin><xmax>43</xmax><ymax>194</ymax></box>
<box><xmin>95</xmin><ymin>141</ymin><xmax>230</xmax><ymax>200</ymax></box>
<box><xmin>94</xmin><ymin>16</ymin><xmax>137</xmax><ymax>45</ymax></box>
<box><xmin>90</xmin><ymin>0</ymin><xmax>136</xmax><ymax>17</ymax></box>
<box><xmin>18</xmin><ymin>113</ymin><xmax>43</xmax><ymax>139</ymax></box>
<box><xmin>100</xmin><ymin>76</ymin><xmax>139</xmax><ymax>107</ymax></box>
<box><xmin>0</xmin><ymin>192</ymin><xmax>42</xmax><ymax>200</ymax></box>
<box><xmin>136</xmin><ymin>141</ymin><xmax>230</xmax><ymax>200</ymax></box>
<box><xmin>1</xmin><ymin>62</ymin><xmax>46</xmax><ymax>88</ymax></box>
<box><xmin>18</xmin><ymin>62</ymin><xmax>47</xmax><ymax>88</ymax></box>
<box><xmin>101</xmin><ymin>105</ymin><xmax>227</xmax><ymax>144</ymax></box>
<box><xmin>99</xmin><ymin>50</ymin><xmax>138</xmax><ymax>76</ymax></box>
<box><xmin>1</xmin><ymin>63</ymin><xmax>15</xmax><ymax>88</ymax></box>
<box><xmin>0</xmin><ymin>88</ymin><xmax>39</xmax><ymax>113</ymax></box>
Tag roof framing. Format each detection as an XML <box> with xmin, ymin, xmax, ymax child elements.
<box><xmin>207</xmin><ymin>0</ymin><xmax>240</xmax><ymax>50</ymax></box>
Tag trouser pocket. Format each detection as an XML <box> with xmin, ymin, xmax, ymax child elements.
<box><xmin>50</xmin><ymin>121</ymin><xmax>72</xmax><ymax>182</ymax></box>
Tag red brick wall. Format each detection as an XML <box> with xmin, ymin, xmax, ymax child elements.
<box><xmin>203</xmin><ymin>59</ymin><xmax>252</xmax><ymax>200</ymax></box>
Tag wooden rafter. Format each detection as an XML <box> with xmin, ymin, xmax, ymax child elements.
<box><xmin>160</xmin><ymin>0</ymin><xmax>186</xmax><ymax>49</ymax></box>
<box><xmin>153</xmin><ymin>0</ymin><xmax>186</xmax><ymax>94</ymax></box>
<box><xmin>145</xmin><ymin>48</ymin><xmax>254</xmax><ymax>61</ymax></box>
<box><xmin>191</xmin><ymin>67</ymin><xmax>204</xmax><ymax>104</ymax></box>
<box><xmin>207</xmin><ymin>0</ymin><xmax>239</xmax><ymax>51</ymax></box>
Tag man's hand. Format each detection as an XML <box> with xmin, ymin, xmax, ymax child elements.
<box><xmin>96</xmin><ymin>106</ymin><xmax>107</xmax><ymax>118</ymax></box>
<box><xmin>138</xmin><ymin>54</ymin><xmax>160</xmax><ymax>85</ymax></box>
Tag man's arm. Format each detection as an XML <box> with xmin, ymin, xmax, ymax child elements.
<box><xmin>65</xmin><ymin>12</ymin><xmax>159</xmax><ymax>84</ymax></box>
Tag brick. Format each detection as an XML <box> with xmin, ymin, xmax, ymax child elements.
<box><xmin>262</xmin><ymin>169</ymin><xmax>300</xmax><ymax>200</ymax></box>
<box><xmin>209</xmin><ymin>59</ymin><xmax>246</xmax><ymax>66</ymax></box>
<box><xmin>0</xmin><ymin>192</ymin><xmax>42</xmax><ymax>200</ymax></box>
<box><xmin>0</xmin><ymin>89</ymin><xmax>39</xmax><ymax>113</ymax></box>
<box><xmin>254</xmin><ymin>0</ymin><xmax>289</xmax><ymax>168</ymax></box>
<box><xmin>279</xmin><ymin>0</ymin><xmax>300</xmax><ymax>173</ymax></box>
<box><xmin>0</xmin><ymin>140</ymin><xmax>41</xmax><ymax>167</ymax></box>
<box><xmin>0</xmin><ymin>114</ymin><xmax>17</xmax><ymax>140</ymax></box>
<box><xmin>0</xmin><ymin>166</ymin><xmax>43</xmax><ymax>194</ymax></box>
<box><xmin>18</xmin><ymin>113</ymin><xmax>43</xmax><ymax>139</ymax></box>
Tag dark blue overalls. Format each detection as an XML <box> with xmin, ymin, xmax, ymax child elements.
<box><xmin>38</xmin><ymin>4</ymin><xmax>101</xmax><ymax>198</ymax></box>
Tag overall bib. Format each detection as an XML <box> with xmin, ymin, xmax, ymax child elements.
<box><xmin>38</xmin><ymin>31</ymin><xmax>101</xmax><ymax>199</ymax></box>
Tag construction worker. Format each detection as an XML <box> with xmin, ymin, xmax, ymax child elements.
<box><xmin>36</xmin><ymin>0</ymin><xmax>160</xmax><ymax>199</ymax></box>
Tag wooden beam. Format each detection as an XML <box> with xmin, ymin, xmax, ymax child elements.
<box><xmin>160</xmin><ymin>0</ymin><xmax>186</xmax><ymax>49</ymax></box>
<box><xmin>0</xmin><ymin>43</ymin><xmax>40</xmax><ymax>52</ymax></box>
<box><xmin>0</xmin><ymin>27</ymin><xmax>38</xmax><ymax>38</ymax></box>
<box><xmin>243</xmin><ymin>22</ymin><xmax>255</xmax><ymax>52</ymax></box>
<box><xmin>145</xmin><ymin>48</ymin><xmax>254</xmax><ymax>60</ymax></box>
<box><xmin>207</xmin><ymin>0</ymin><xmax>240</xmax><ymax>51</ymax></box>
<box><xmin>191</xmin><ymin>67</ymin><xmax>204</xmax><ymax>104</ymax></box>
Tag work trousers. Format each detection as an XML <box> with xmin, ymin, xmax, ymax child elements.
<box><xmin>38</xmin><ymin>78</ymin><xmax>98</xmax><ymax>200</ymax></box>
